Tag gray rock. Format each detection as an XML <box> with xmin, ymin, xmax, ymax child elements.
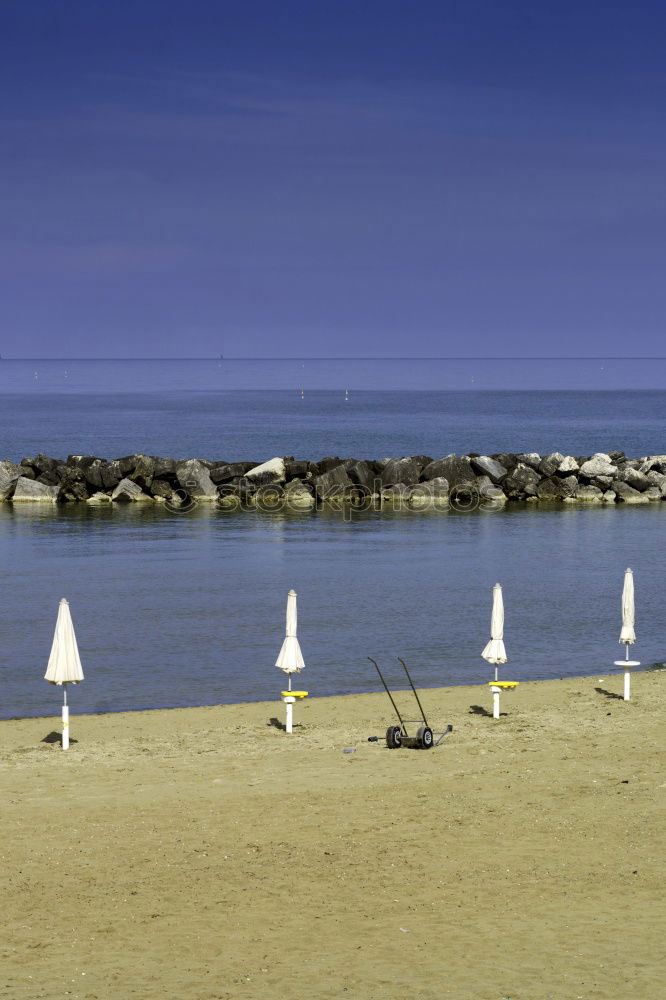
<box><xmin>111</xmin><ymin>478</ymin><xmax>152</xmax><ymax>502</ymax></box>
<box><xmin>579</xmin><ymin>453</ymin><xmax>617</xmax><ymax>478</ymax></box>
<box><xmin>176</xmin><ymin>459</ymin><xmax>218</xmax><ymax>500</ymax></box>
<box><xmin>502</xmin><ymin>463</ymin><xmax>541</xmax><ymax>498</ymax></box>
<box><xmin>83</xmin><ymin>458</ymin><xmax>106</xmax><ymax>491</ymax></box>
<box><xmin>12</xmin><ymin>476</ymin><xmax>61</xmax><ymax>502</ymax></box>
<box><xmin>421</xmin><ymin>455</ymin><xmax>474</xmax><ymax>488</ymax></box>
<box><xmin>153</xmin><ymin>456</ymin><xmax>177</xmax><ymax>479</ymax></box>
<box><xmin>408</xmin><ymin>478</ymin><xmax>450</xmax><ymax>508</ymax></box>
<box><xmin>615</xmin><ymin>464</ymin><xmax>650</xmax><ymax>492</ymax></box>
<box><xmin>314</xmin><ymin>456</ymin><xmax>344</xmax><ymax>475</ymax></box>
<box><xmin>557</xmin><ymin>456</ymin><xmax>580</xmax><ymax>474</ymax></box>
<box><xmin>538</xmin><ymin>452</ymin><xmax>565</xmax><ymax>477</ymax></box>
<box><xmin>612</xmin><ymin>481</ymin><xmax>650</xmax><ymax>504</ymax></box>
<box><xmin>283</xmin><ymin>479</ymin><xmax>315</xmax><ymax>509</ymax></box>
<box><xmin>536</xmin><ymin>476</ymin><xmax>578</xmax><ymax>500</ymax></box>
<box><xmin>516</xmin><ymin>452</ymin><xmax>541</xmax><ymax>470</ymax></box>
<box><xmin>470</xmin><ymin>456</ymin><xmax>508</xmax><ymax>483</ymax></box>
<box><xmin>381</xmin><ymin>456</ymin><xmax>428</xmax><ymax>487</ymax></box>
<box><xmin>638</xmin><ymin>455</ymin><xmax>666</xmax><ymax>474</ymax></box>
<box><xmin>567</xmin><ymin>484</ymin><xmax>604</xmax><ymax>502</ymax></box>
<box><xmin>244</xmin><ymin>457</ymin><xmax>286</xmax><ymax>486</ymax></box>
<box><xmin>209</xmin><ymin>462</ymin><xmax>255</xmax><ymax>484</ymax></box>
<box><xmin>284</xmin><ymin>459</ymin><xmax>310</xmax><ymax>480</ymax></box>
<box><xmin>130</xmin><ymin>455</ymin><xmax>156</xmax><ymax>490</ymax></box>
<box><xmin>17</xmin><ymin>464</ymin><xmax>36</xmax><ymax>480</ymax></box>
<box><xmin>100</xmin><ymin>460</ymin><xmax>123</xmax><ymax>491</ymax></box>
<box><xmin>644</xmin><ymin>486</ymin><xmax>662</xmax><ymax>502</ymax></box>
<box><xmin>592</xmin><ymin>474</ymin><xmax>614</xmax><ymax>489</ymax></box>
<box><xmin>602</xmin><ymin>490</ymin><xmax>617</xmax><ymax>503</ymax></box>
<box><xmin>0</xmin><ymin>460</ymin><xmax>22</xmax><ymax>500</ymax></box>
<box><xmin>345</xmin><ymin>460</ymin><xmax>376</xmax><ymax>491</ymax></box>
<box><xmin>381</xmin><ymin>483</ymin><xmax>411</xmax><ymax>501</ymax></box>
<box><xmin>313</xmin><ymin>465</ymin><xmax>353</xmax><ymax>499</ymax></box>
<box><xmin>150</xmin><ymin>479</ymin><xmax>175</xmax><ymax>500</ymax></box>
<box><xmin>646</xmin><ymin>470</ymin><xmax>666</xmax><ymax>490</ymax></box>
<box><xmin>57</xmin><ymin>467</ymin><xmax>90</xmax><ymax>501</ymax></box>
<box><xmin>86</xmin><ymin>492</ymin><xmax>112</xmax><ymax>505</ymax></box>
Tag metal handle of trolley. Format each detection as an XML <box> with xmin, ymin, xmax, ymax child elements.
<box><xmin>367</xmin><ymin>656</ymin><xmax>453</xmax><ymax>750</ymax></box>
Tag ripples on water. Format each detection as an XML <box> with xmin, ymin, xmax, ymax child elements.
<box><xmin>0</xmin><ymin>358</ymin><xmax>664</xmax><ymax>718</ymax></box>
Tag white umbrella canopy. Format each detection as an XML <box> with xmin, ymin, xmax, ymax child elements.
<box><xmin>44</xmin><ymin>598</ymin><xmax>84</xmax><ymax>751</ymax></box>
<box><xmin>45</xmin><ymin>598</ymin><xmax>84</xmax><ymax>685</ymax></box>
<box><xmin>619</xmin><ymin>567</ymin><xmax>636</xmax><ymax>645</ymax></box>
<box><xmin>481</xmin><ymin>583</ymin><xmax>508</xmax><ymax>670</ymax></box>
<box><xmin>275</xmin><ymin>589</ymin><xmax>305</xmax><ymax>690</ymax></box>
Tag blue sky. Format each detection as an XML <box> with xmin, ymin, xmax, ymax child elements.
<box><xmin>2</xmin><ymin>1</ymin><xmax>666</xmax><ymax>358</ymax></box>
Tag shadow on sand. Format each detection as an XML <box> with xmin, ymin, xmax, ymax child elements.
<box><xmin>41</xmin><ymin>730</ymin><xmax>78</xmax><ymax>746</ymax></box>
<box><xmin>594</xmin><ymin>686</ymin><xmax>625</xmax><ymax>701</ymax></box>
<box><xmin>469</xmin><ymin>704</ymin><xmax>506</xmax><ymax>718</ymax></box>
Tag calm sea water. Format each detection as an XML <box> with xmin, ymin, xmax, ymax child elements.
<box><xmin>0</xmin><ymin>358</ymin><xmax>664</xmax><ymax>719</ymax></box>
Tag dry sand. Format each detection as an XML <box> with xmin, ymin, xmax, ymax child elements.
<box><xmin>1</xmin><ymin>672</ymin><xmax>664</xmax><ymax>1000</ymax></box>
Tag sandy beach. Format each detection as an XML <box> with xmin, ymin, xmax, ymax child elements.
<box><xmin>1</xmin><ymin>672</ymin><xmax>663</xmax><ymax>1000</ymax></box>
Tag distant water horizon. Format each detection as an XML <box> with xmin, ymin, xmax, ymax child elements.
<box><xmin>1</xmin><ymin>358</ymin><xmax>664</xmax><ymax>720</ymax></box>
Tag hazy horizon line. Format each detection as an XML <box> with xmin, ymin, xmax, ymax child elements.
<box><xmin>4</xmin><ymin>355</ymin><xmax>666</xmax><ymax>362</ymax></box>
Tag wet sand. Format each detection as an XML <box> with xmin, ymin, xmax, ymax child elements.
<box><xmin>1</xmin><ymin>672</ymin><xmax>664</xmax><ymax>1000</ymax></box>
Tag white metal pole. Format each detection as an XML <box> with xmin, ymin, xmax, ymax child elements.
<box><xmin>493</xmin><ymin>688</ymin><xmax>500</xmax><ymax>719</ymax></box>
<box><xmin>624</xmin><ymin>670</ymin><xmax>631</xmax><ymax>701</ymax></box>
<box><xmin>62</xmin><ymin>685</ymin><xmax>69</xmax><ymax>750</ymax></box>
<box><xmin>285</xmin><ymin>700</ymin><xmax>293</xmax><ymax>733</ymax></box>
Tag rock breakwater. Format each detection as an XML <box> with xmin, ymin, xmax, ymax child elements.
<box><xmin>2</xmin><ymin>451</ymin><xmax>666</xmax><ymax>512</ymax></box>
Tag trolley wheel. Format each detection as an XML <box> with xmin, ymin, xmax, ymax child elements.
<box><xmin>417</xmin><ymin>725</ymin><xmax>434</xmax><ymax>750</ymax></box>
<box><xmin>385</xmin><ymin>725</ymin><xmax>403</xmax><ymax>749</ymax></box>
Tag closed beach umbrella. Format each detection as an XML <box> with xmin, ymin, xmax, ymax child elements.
<box><xmin>619</xmin><ymin>568</ymin><xmax>636</xmax><ymax>646</ymax></box>
<box><xmin>275</xmin><ymin>589</ymin><xmax>305</xmax><ymax>689</ymax></box>
<box><xmin>481</xmin><ymin>583</ymin><xmax>507</xmax><ymax>681</ymax></box>
<box><xmin>44</xmin><ymin>598</ymin><xmax>84</xmax><ymax>749</ymax></box>
<box><xmin>275</xmin><ymin>589</ymin><xmax>306</xmax><ymax>734</ymax></box>
<box><xmin>615</xmin><ymin>568</ymin><xmax>639</xmax><ymax>701</ymax></box>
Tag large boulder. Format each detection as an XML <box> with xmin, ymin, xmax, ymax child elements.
<box><xmin>209</xmin><ymin>462</ymin><xmax>255</xmax><ymax>484</ymax></box>
<box><xmin>502</xmin><ymin>463</ymin><xmax>541</xmax><ymax>498</ymax></box>
<box><xmin>244</xmin><ymin>457</ymin><xmax>286</xmax><ymax>487</ymax></box>
<box><xmin>557</xmin><ymin>456</ymin><xmax>580</xmax><ymax>475</ymax></box>
<box><xmin>639</xmin><ymin>455</ymin><xmax>666</xmax><ymax>475</ymax></box>
<box><xmin>579</xmin><ymin>453</ymin><xmax>618</xmax><ymax>478</ymax></box>
<box><xmin>345</xmin><ymin>460</ymin><xmax>376</xmax><ymax>492</ymax></box>
<box><xmin>380</xmin><ymin>456</ymin><xmax>429</xmax><ymax>487</ymax></box>
<box><xmin>314</xmin><ymin>457</ymin><xmax>344</xmax><ymax>475</ymax></box>
<box><xmin>490</xmin><ymin>453</ymin><xmax>519</xmax><ymax>474</ymax></box>
<box><xmin>538</xmin><ymin>452</ymin><xmax>565</xmax><ymax>477</ymax></box>
<box><xmin>111</xmin><ymin>478</ymin><xmax>152</xmax><ymax>503</ymax></box>
<box><xmin>612</xmin><ymin>481</ymin><xmax>650</xmax><ymax>505</ymax></box>
<box><xmin>516</xmin><ymin>453</ymin><xmax>541</xmax><ymax>470</ymax></box>
<box><xmin>284</xmin><ymin>459</ymin><xmax>310</xmax><ymax>480</ymax></box>
<box><xmin>566</xmin><ymin>484</ymin><xmax>604</xmax><ymax>503</ymax></box>
<box><xmin>408</xmin><ymin>477</ymin><xmax>450</xmax><ymax>508</ymax></box>
<box><xmin>0</xmin><ymin>460</ymin><xmax>22</xmax><ymax>500</ymax></box>
<box><xmin>153</xmin><ymin>456</ymin><xmax>177</xmax><ymax>479</ymax></box>
<box><xmin>421</xmin><ymin>455</ymin><xmax>474</xmax><ymax>488</ymax></box>
<box><xmin>130</xmin><ymin>455</ymin><xmax>156</xmax><ymax>490</ymax></box>
<box><xmin>100</xmin><ymin>460</ymin><xmax>123</xmax><ymax>491</ymax></box>
<box><xmin>535</xmin><ymin>476</ymin><xmax>578</xmax><ymax>500</ymax></box>
<box><xmin>283</xmin><ymin>479</ymin><xmax>315</xmax><ymax>506</ymax></box>
<box><xmin>470</xmin><ymin>456</ymin><xmax>507</xmax><ymax>483</ymax></box>
<box><xmin>615</xmin><ymin>465</ymin><xmax>650</xmax><ymax>492</ymax></box>
<box><xmin>11</xmin><ymin>476</ymin><xmax>61</xmax><ymax>502</ymax></box>
<box><xmin>57</xmin><ymin>467</ymin><xmax>90</xmax><ymax>501</ymax></box>
<box><xmin>313</xmin><ymin>465</ymin><xmax>353</xmax><ymax>499</ymax></box>
<box><xmin>176</xmin><ymin>459</ymin><xmax>218</xmax><ymax>500</ymax></box>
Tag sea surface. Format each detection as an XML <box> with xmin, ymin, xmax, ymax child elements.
<box><xmin>0</xmin><ymin>357</ymin><xmax>664</xmax><ymax>719</ymax></box>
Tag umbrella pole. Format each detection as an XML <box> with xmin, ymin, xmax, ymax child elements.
<box><xmin>62</xmin><ymin>684</ymin><xmax>69</xmax><ymax>750</ymax></box>
<box><xmin>492</xmin><ymin>688</ymin><xmax>500</xmax><ymax>719</ymax></box>
<box><xmin>624</xmin><ymin>643</ymin><xmax>631</xmax><ymax>701</ymax></box>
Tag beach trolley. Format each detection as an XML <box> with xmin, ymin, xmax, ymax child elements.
<box><xmin>367</xmin><ymin>657</ymin><xmax>453</xmax><ymax>750</ymax></box>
